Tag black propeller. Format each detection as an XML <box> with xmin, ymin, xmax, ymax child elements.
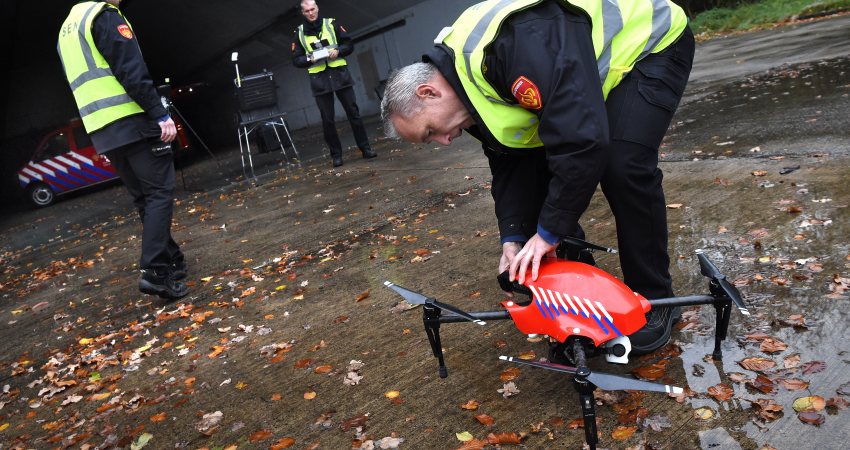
<box><xmin>499</xmin><ymin>356</ymin><xmax>683</xmax><ymax>394</ymax></box>
<box><xmin>561</xmin><ymin>236</ymin><xmax>618</xmax><ymax>254</ymax></box>
<box><xmin>383</xmin><ymin>281</ymin><xmax>486</xmax><ymax>325</ymax></box>
<box><xmin>696</xmin><ymin>251</ymin><xmax>750</xmax><ymax>316</ymax></box>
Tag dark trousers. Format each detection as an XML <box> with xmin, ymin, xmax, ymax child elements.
<box><xmin>105</xmin><ymin>139</ymin><xmax>182</xmax><ymax>272</ymax></box>
<box><xmin>315</xmin><ymin>85</ymin><xmax>371</xmax><ymax>159</ymax></box>
<box><xmin>600</xmin><ymin>28</ymin><xmax>695</xmax><ymax>300</ymax></box>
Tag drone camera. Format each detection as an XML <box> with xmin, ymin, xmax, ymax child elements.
<box><xmin>603</xmin><ymin>336</ymin><xmax>631</xmax><ymax>364</ymax></box>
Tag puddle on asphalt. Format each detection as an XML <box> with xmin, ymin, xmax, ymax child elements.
<box><xmin>665</xmin><ymin>56</ymin><xmax>850</xmax><ymax>160</ymax></box>
<box><xmin>664</xmin><ymin>162</ymin><xmax>849</xmax><ymax>448</ymax></box>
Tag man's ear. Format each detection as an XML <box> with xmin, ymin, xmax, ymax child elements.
<box><xmin>414</xmin><ymin>84</ymin><xmax>440</xmax><ymax>100</ymax></box>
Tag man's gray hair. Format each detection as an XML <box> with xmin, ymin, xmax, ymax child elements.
<box><xmin>380</xmin><ymin>62</ymin><xmax>438</xmax><ymax>139</ymax></box>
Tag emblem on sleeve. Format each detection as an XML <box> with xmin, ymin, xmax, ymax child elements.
<box><xmin>511</xmin><ymin>76</ymin><xmax>542</xmax><ymax>110</ymax></box>
<box><xmin>117</xmin><ymin>24</ymin><xmax>134</xmax><ymax>39</ymax></box>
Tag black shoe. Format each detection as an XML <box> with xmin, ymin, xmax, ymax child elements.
<box><xmin>332</xmin><ymin>157</ymin><xmax>344</xmax><ymax>167</ymax></box>
<box><xmin>629</xmin><ymin>306</ymin><xmax>681</xmax><ymax>355</ymax></box>
<box><xmin>139</xmin><ymin>269</ymin><xmax>189</xmax><ymax>300</ymax></box>
<box><xmin>171</xmin><ymin>258</ymin><xmax>188</xmax><ymax>281</ymax></box>
<box><xmin>362</xmin><ymin>148</ymin><xmax>377</xmax><ymax>159</ymax></box>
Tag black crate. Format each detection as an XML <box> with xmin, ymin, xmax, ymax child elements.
<box><xmin>237</xmin><ymin>72</ymin><xmax>277</xmax><ymax>111</ymax></box>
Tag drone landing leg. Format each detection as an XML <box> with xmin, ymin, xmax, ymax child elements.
<box><xmin>571</xmin><ymin>340</ymin><xmax>598</xmax><ymax>450</ymax></box>
<box><xmin>712</xmin><ymin>299</ymin><xmax>732</xmax><ymax>360</ymax></box>
<box><xmin>423</xmin><ymin>305</ymin><xmax>448</xmax><ymax>378</ymax></box>
<box><xmin>576</xmin><ymin>381</ymin><xmax>598</xmax><ymax>450</ymax></box>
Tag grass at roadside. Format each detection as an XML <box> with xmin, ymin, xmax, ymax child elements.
<box><xmin>690</xmin><ymin>0</ymin><xmax>850</xmax><ymax>35</ymax></box>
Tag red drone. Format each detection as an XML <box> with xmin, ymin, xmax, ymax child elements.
<box><xmin>385</xmin><ymin>237</ymin><xmax>749</xmax><ymax>450</ymax></box>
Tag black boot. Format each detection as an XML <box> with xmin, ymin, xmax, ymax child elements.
<box><xmin>171</xmin><ymin>257</ymin><xmax>188</xmax><ymax>281</ymax></box>
<box><xmin>629</xmin><ymin>306</ymin><xmax>681</xmax><ymax>355</ymax></box>
<box><xmin>139</xmin><ymin>268</ymin><xmax>189</xmax><ymax>300</ymax></box>
<box><xmin>361</xmin><ymin>147</ymin><xmax>377</xmax><ymax>159</ymax></box>
<box><xmin>332</xmin><ymin>157</ymin><xmax>344</xmax><ymax>167</ymax></box>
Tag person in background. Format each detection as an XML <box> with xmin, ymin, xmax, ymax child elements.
<box><xmin>291</xmin><ymin>0</ymin><xmax>377</xmax><ymax>167</ymax></box>
<box><xmin>58</xmin><ymin>0</ymin><xmax>188</xmax><ymax>300</ymax></box>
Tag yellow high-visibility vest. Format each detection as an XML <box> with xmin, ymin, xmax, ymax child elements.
<box><xmin>440</xmin><ymin>0</ymin><xmax>688</xmax><ymax>148</ymax></box>
<box><xmin>297</xmin><ymin>18</ymin><xmax>348</xmax><ymax>74</ymax></box>
<box><xmin>58</xmin><ymin>1</ymin><xmax>145</xmax><ymax>133</ymax></box>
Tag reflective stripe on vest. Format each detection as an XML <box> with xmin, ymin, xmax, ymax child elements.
<box><xmin>297</xmin><ymin>18</ymin><xmax>348</xmax><ymax>74</ymax></box>
<box><xmin>440</xmin><ymin>0</ymin><xmax>687</xmax><ymax>149</ymax></box>
<box><xmin>57</xmin><ymin>2</ymin><xmax>144</xmax><ymax>133</ymax></box>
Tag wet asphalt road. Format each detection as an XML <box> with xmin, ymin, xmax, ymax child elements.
<box><xmin>0</xmin><ymin>14</ymin><xmax>849</xmax><ymax>450</ymax></box>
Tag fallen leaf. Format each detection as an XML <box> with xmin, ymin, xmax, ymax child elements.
<box><xmin>497</xmin><ymin>382</ymin><xmax>520</xmax><ymax>398</ymax></box>
<box><xmin>130</xmin><ymin>433</ymin><xmax>153</xmax><ymax>450</ymax></box>
<box><xmin>783</xmin><ymin>353</ymin><xmax>801</xmax><ymax>369</ymax></box>
<box><xmin>385</xmin><ymin>390</ymin><xmax>401</xmax><ymax>399</ymax></box>
<box><xmin>270</xmin><ymin>437</ymin><xmax>296</xmax><ymax>449</ymax></box>
<box><xmin>517</xmin><ymin>350</ymin><xmax>536</xmax><ymax>360</ymax></box>
<box><xmin>827</xmin><ymin>397</ymin><xmax>850</xmax><ymax>411</ymax></box>
<box><xmin>752</xmin><ymin>170</ymin><xmax>768</xmax><ymax>177</ymax></box>
<box><xmin>249</xmin><ymin>430</ymin><xmax>273</xmax><ymax>442</ymax></box>
<box><xmin>797</xmin><ymin>411</ymin><xmax>825</xmax><ymax>426</ymax></box>
<box><xmin>739</xmin><ymin>357</ymin><xmax>776</xmax><ymax>372</ymax></box>
<box><xmin>150</xmin><ymin>412</ymin><xmax>167</xmax><ymax>422</ymax></box>
<box><xmin>304</xmin><ymin>391</ymin><xmax>316</xmax><ymax>400</ymax></box>
<box><xmin>694</xmin><ymin>407</ymin><xmax>714</xmax><ymax>420</ymax></box>
<box><xmin>611</xmin><ymin>426</ymin><xmax>637</xmax><ymax>441</ymax></box>
<box><xmin>760</xmin><ymin>338</ymin><xmax>788</xmax><ymax>354</ymax></box>
<box><xmin>196</xmin><ymin>411</ymin><xmax>223</xmax><ymax>435</ymax></box>
<box><xmin>792</xmin><ymin>396</ymin><xmax>826</xmax><ymax>413</ymax></box>
<box><xmin>340</xmin><ymin>414</ymin><xmax>369</xmax><ymax>431</ymax></box>
<box><xmin>666</xmin><ymin>203</ymin><xmax>683</xmax><ymax>209</ymax></box>
<box><xmin>456</xmin><ymin>439</ymin><xmax>487</xmax><ymax>450</ymax></box>
<box><xmin>800</xmin><ymin>360</ymin><xmax>827</xmax><ymax>375</ymax></box>
<box><xmin>633</xmin><ymin>361</ymin><xmax>668</xmax><ymax>380</ymax></box>
<box><xmin>314</xmin><ymin>365</ymin><xmax>333</xmax><ymax>374</ymax></box>
<box><xmin>460</xmin><ymin>400</ymin><xmax>480</xmax><ymax>410</ymax></box>
<box><xmin>752</xmin><ymin>399</ymin><xmax>783</xmax><ymax>421</ymax></box>
<box><xmin>474</xmin><ymin>414</ymin><xmax>494</xmax><ymax>426</ymax></box>
<box><xmin>707</xmin><ymin>384</ymin><xmax>734</xmax><ymax>402</ymax></box>
<box><xmin>747</xmin><ymin>374</ymin><xmax>776</xmax><ymax>394</ymax></box>
<box><xmin>355</xmin><ymin>290</ymin><xmax>370</xmax><ymax>302</ymax></box>
<box><xmin>487</xmin><ymin>432</ymin><xmax>522</xmax><ymax>444</ymax></box>
<box><xmin>500</xmin><ymin>367</ymin><xmax>521</xmax><ymax>382</ymax></box>
<box><xmin>780</xmin><ymin>378</ymin><xmax>809</xmax><ymax>391</ymax></box>
<box><xmin>456</xmin><ymin>431</ymin><xmax>474</xmax><ymax>442</ymax></box>
<box><xmin>295</xmin><ymin>359</ymin><xmax>313</xmax><ymax>369</ymax></box>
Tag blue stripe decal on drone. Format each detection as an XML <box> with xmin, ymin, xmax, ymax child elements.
<box><xmin>560</xmin><ymin>304</ymin><xmax>570</xmax><ymax>315</ymax></box>
<box><xmin>534</xmin><ymin>299</ymin><xmax>550</xmax><ymax>320</ymax></box>
<box><xmin>591</xmin><ymin>315</ymin><xmax>610</xmax><ymax>335</ymax></box>
<box><xmin>551</xmin><ymin>301</ymin><xmax>561</xmax><ymax>316</ymax></box>
<box><xmin>542</xmin><ymin>301</ymin><xmax>556</xmax><ymax>319</ymax></box>
<box><xmin>604</xmin><ymin>316</ymin><xmax>623</xmax><ymax>337</ymax></box>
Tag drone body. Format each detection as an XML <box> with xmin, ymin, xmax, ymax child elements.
<box><xmin>504</xmin><ymin>260</ymin><xmax>650</xmax><ymax>348</ymax></box>
<box><xmin>385</xmin><ymin>241</ymin><xmax>748</xmax><ymax>450</ymax></box>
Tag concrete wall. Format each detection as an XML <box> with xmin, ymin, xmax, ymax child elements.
<box><xmin>272</xmin><ymin>0</ymin><xmax>479</xmax><ymax>130</ymax></box>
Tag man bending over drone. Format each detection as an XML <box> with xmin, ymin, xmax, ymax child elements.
<box><xmin>380</xmin><ymin>0</ymin><xmax>695</xmax><ymax>354</ymax></box>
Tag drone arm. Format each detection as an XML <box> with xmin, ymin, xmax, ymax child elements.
<box><xmin>436</xmin><ymin>310</ymin><xmax>512</xmax><ymax>324</ymax></box>
<box><xmin>647</xmin><ymin>295</ymin><xmax>716</xmax><ymax>308</ymax></box>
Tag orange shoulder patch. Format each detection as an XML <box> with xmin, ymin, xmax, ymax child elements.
<box><xmin>117</xmin><ymin>24</ymin><xmax>133</xmax><ymax>39</ymax></box>
<box><xmin>511</xmin><ymin>76</ymin><xmax>542</xmax><ymax>110</ymax></box>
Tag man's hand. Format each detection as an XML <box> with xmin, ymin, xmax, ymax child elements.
<box><xmin>509</xmin><ymin>233</ymin><xmax>557</xmax><ymax>284</ymax></box>
<box><xmin>159</xmin><ymin>118</ymin><xmax>177</xmax><ymax>143</ymax></box>
<box><xmin>499</xmin><ymin>242</ymin><xmax>522</xmax><ymax>296</ymax></box>
<box><xmin>328</xmin><ymin>48</ymin><xmax>339</xmax><ymax>60</ymax></box>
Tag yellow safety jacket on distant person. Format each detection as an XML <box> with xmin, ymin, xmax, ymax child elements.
<box><xmin>57</xmin><ymin>1</ymin><xmax>145</xmax><ymax>133</ymax></box>
<box><xmin>439</xmin><ymin>0</ymin><xmax>688</xmax><ymax>149</ymax></box>
<box><xmin>297</xmin><ymin>18</ymin><xmax>348</xmax><ymax>74</ymax></box>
